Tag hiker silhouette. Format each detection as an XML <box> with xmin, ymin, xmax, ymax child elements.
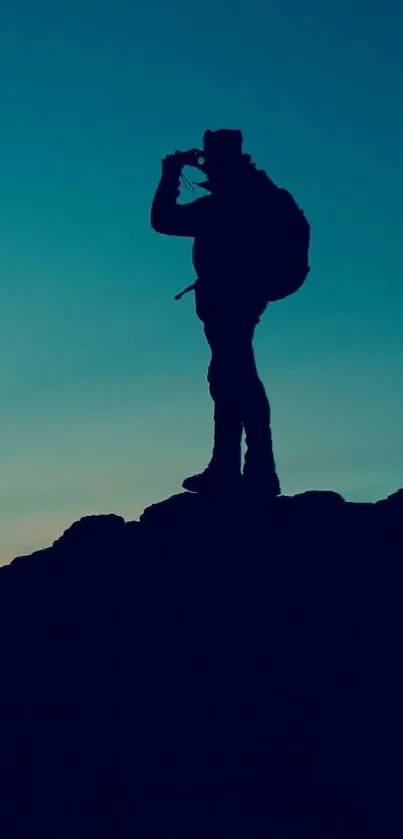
<box><xmin>151</xmin><ymin>129</ymin><xmax>310</xmax><ymax>495</ymax></box>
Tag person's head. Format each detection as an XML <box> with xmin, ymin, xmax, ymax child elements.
<box><xmin>201</xmin><ymin>128</ymin><xmax>245</xmax><ymax>184</ymax></box>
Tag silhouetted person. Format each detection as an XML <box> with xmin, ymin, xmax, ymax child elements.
<box><xmin>151</xmin><ymin>129</ymin><xmax>309</xmax><ymax>495</ymax></box>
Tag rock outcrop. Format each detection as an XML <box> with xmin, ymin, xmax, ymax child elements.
<box><xmin>1</xmin><ymin>488</ymin><xmax>402</xmax><ymax>837</ymax></box>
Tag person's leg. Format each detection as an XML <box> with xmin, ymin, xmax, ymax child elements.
<box><xmin>182</xmin><ymin>320</ymin><xmax>243</xmax><ymax>492</ymax></box>
<box><xmin>240</xmin><ymin>333</ymin><xmax>280</xmax><ymax>493</ymax></box>
<box><xmin>182</xmin><ymin>307</ymin><xmax>280</xmax><ymax>494</ymax></box>
<box><xmin>206</xmin><ymin>325</ymin><xmax>243</xmax><ymax>476</ymax></box>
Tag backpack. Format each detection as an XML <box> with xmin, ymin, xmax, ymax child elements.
<box><xmin>175</xmin><ymin>170</ymin><xmax>311</xmax><ymax>305</ymax></box>
<box><xmin>251</xmin><ymin>173</ymin><xmax>311</xmax><ymax>303</ymax></box>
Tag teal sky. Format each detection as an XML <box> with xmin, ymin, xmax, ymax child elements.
<box><xmin>1</xmin><ymin>0</ymin><xmax>402</xmax><ymax>563</ymax></box>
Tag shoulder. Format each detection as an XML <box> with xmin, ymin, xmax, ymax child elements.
<box><xmin>277</xmin><ymin>187</ymin><xmax>308</xmax><ymax>220</ymax></box>
<box><xmin>256</xmin><ymin>172</ymin><xmax>296</xmax><ymax>206</ymax></box>
<box><xmin>251</xmin><ymin>171</ymin><xmax>292</xmax><ymax>208</ymax></box>
<box><xmin>277</xmin><ymin>187</ymin><xmax>298</xmax><ymax>207</ymax></box>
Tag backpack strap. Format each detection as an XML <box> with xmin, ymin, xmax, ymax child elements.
<box><xmin>174</xmin><ymin>282</ymin><xmax>197</xmax><ymax>301</ymax></box>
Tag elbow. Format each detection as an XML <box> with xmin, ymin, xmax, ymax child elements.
<box><xmin>150</xmin><ymin>210</ymin><xmax>164</xmax><ymax>233</ymax></box>
<box><xmin>150</xmin><ymin>203</ymin><xmax>170</xmax><ymax>235</ymax></box>
<box><xmin>151</xmin><ymin>179</ymin><xmax>179</xmax><ymax>234</ymax></box>
<box><xmin>151</xmin><ymin>218</ymin><xmax>170</xmax><ymax>235</ymax></box>
<box><xmin>150</xmin><ymin>212</ymin><xmax>161</xmax><ymax>233</ymax></box>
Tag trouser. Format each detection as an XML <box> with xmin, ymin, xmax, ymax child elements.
<box><xmin>202</xmin><ymin>315</ymin><xmax>277</xmax><ymax>476</ymax></box>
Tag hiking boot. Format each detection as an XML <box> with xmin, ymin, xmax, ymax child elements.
<box><xmin>182</xmin><ymin>466</ymin><xmax>242</xmax><ymax>495</ymax></box>
<box><xmin>242</xmin><ymin>470</ymin><xmax>281</xmax><ymax>497</ymax></box>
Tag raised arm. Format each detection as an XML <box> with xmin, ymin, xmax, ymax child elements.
<box><xmin>150</xmin><ymin>153</ymin><xmax>209</xmax><ymax>237</ymax></box>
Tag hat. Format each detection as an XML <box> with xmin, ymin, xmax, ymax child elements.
<box><xmin>202</xmin><ymin>129</ymin><xmax>244</xmax><ymax>160</ymax></box>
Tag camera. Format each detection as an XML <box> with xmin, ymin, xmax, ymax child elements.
<box><xmin>177</xmin><ymin>148</ymin><xmax>205</xmax><ymax>170</ymax></box>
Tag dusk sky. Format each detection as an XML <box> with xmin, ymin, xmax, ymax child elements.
<box><xmin>1</xmin><ymin>0</ymin><xmax>402</xmax><ymax>563</ymax></box>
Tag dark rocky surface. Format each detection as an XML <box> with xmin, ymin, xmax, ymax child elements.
<box><xmin>1</xmin><ymin>488</ymin><xmax>402</xmax><ymax>836</ymax></box>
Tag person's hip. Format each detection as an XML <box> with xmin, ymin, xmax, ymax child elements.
<box><xmin>194</xmin><ymin>277</ymin><xmax>266</xmax><ymax>328</ymax></box>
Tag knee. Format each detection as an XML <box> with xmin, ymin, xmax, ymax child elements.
<box><xmin>207</xmin><ymin>357</ymin><xmax>223</xmax><ymax>398</ymax></box>
<box><xmin>208</xmin><ymin>354</ymin><xmax>237</xmax><ymax>399</ymax></box>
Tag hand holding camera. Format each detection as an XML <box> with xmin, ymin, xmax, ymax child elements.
<box><xmin>162</xmin><ymin>148</ymin><xmax>205</xmax><ymax>172</ymax></box>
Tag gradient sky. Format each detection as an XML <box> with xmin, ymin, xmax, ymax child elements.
<box><xmin>1</xmin><ymin>0</ymin><xmax>402</xmax><ymax>563</ymax></box>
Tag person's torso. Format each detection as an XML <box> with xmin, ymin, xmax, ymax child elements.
<box><xmin>191</xmin><ymin>174</ymin><xmax>281</xmax><ymax>287</ymax></box>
